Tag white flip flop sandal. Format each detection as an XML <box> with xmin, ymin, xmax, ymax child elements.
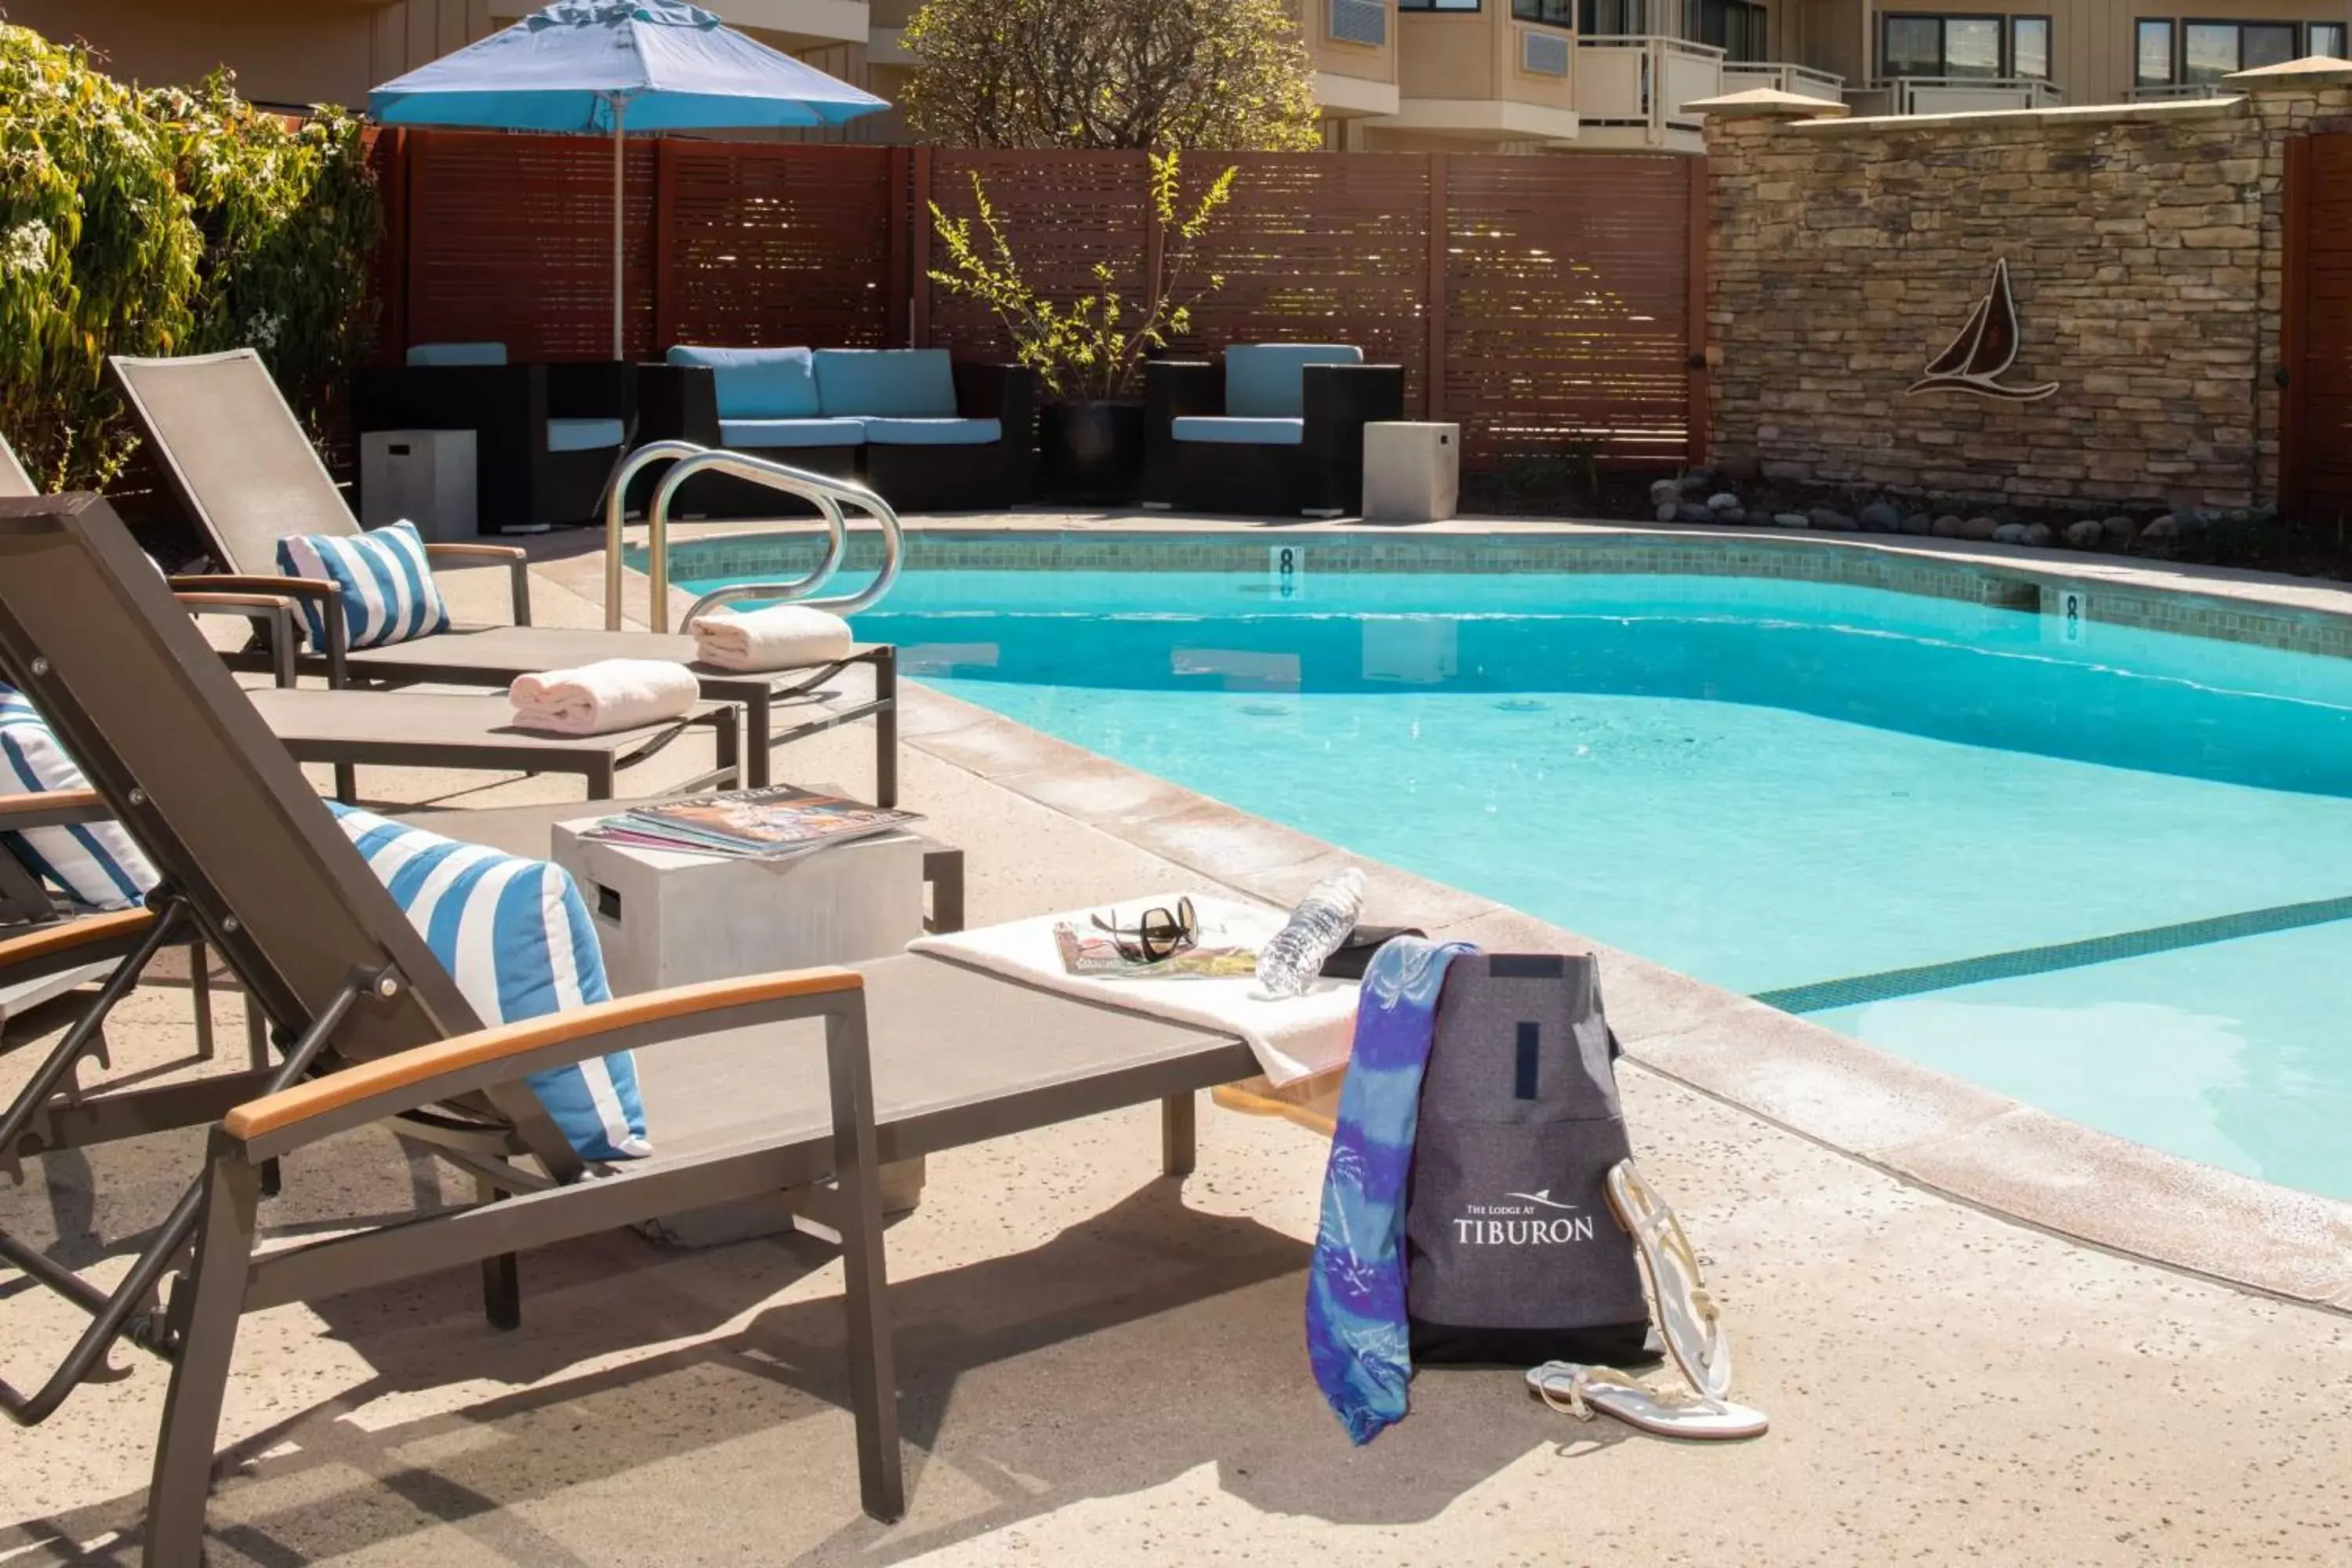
<box><xmin>1526</xmin><ymin>1362</ymin><xmax>1769</xmax><ymax>1441</ymax></box>
<box><xmin>1604</xmin><ymin>1160</ymin><xmax>1733</xmax><ymax>1404</ymax></box>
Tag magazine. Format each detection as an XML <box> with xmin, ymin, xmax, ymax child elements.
<box><xmin>579</xmin><ymin>786</ymin><xmax>922</xmax><ymax>861</ymax></box>
<box><xmin>1052</xmin><ymin>920</ymin><xmax>1260</xmax><ymax>982</ymax></box>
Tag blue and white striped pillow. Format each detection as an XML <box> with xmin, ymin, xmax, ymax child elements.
<box><xmin>0</xmin><ymin>683</ymin><xmax>158</xmax><ymax>911</ymax></box>
<box><xmin>275</xmin><ymin>521</ymin><xmax>451</xmax><ymax>651</ymax></box>
<box><xmin>328</xmin><ymin>803</ymin><xmax>650</xmax><ymax>1162</ymax></box>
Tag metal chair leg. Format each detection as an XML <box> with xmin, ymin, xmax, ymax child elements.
<box><xmin>188</xmin><ymin>935</ymin><xmax>213</xmax><ymax>1062</ymax></box>
<box><xmin>143</xmin><ymin>1142</ymin><xmax>262</xmax><ymax>1568</ymax></box>
<box><xmin>826</xmin><ymin>999</ymin><xmax>902</xmax><ymax>1523</ymax></box>
<box><xmin>476</xmin><ymin>1177</ymin><xmax>521</xmax><ymax>1331</ymax></box>
<box><xmin>873</xmin><ymin>647</ymin><xmax>899</xmax><ymax>809</ymax></box>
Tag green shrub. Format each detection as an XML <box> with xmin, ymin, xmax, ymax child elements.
<box><xmin>0</xmin><ymin>25</ymin><xmax>379</xmax><ymax>492</ymax></box>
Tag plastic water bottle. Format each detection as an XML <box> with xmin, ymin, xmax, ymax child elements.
<box><xmin>1257</xmin><ymin>867</ymin><xmax>1367</xmax><ymax>998</ymax></box>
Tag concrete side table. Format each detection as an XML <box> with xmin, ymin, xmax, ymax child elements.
<box><xmin>1362</xmin><ymin>421</ymin><xmax>1461</xmax><ymax>524</ymax></box>
<box><xmin>552</xmin><ymin>820</ymin><xmax>932</xmax><ymax>1237</ymax></box>
<box><xmin>361</xmin><ymin>429</ymin><xmax>477</xmax><ymax>541</ymax></box>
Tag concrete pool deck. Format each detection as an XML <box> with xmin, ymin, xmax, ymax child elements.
<box><xmin>5</xmin><ymin>523</ymin><xmax>2352</xmax><ymax>1563</ymax></box>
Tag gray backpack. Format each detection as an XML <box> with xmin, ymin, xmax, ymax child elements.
<box><xmin>1406</xmin><ymin>953</ymin><xmax>1653</xmax><ymax>1366</ymax></box>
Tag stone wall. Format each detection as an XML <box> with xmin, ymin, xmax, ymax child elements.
<box><xmin>1701</xmin><ymin>63</ymin><xmax>2352</xmax><ymax>513</ymax></box>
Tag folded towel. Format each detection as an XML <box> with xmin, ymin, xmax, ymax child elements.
<box><xmin>909</xmin><ymin>893</ymin><xmax>1361</xmax><ymax>1084</ymax></box>
<box><xmin>510</xmin><ymin>659</ymin><xmax>699</xmax><ymax>736</ymax></box>
<box><xmin>690</xmin><ymin>604</ymin><xmax>855</xmax><ymax>672</ymax></box>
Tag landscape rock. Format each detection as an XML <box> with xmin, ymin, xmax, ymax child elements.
<box><xmin>1808</xmin><ymin>507</ymin><xmax>1857</xmax><ymax>532</ymax></box>
<box><xmin>2143</xmin><ymin>515</ymin><xmax>2181</xmax><ymax>540</ymax></box>
<box><xmin>1650</xmin><ymin>478</ymin><xmax>1682</xmax><ymax>508</ymax></box>
<box><xmin>2063</xmin><ymin>518</ymin><xmax>2105</xmax><ymax>549</ymax></box>
<box><xmin>1657</xmin><ymin>502</ymin><xmax>1681</xmax><ymax>523</ymax></box>
<box><xmin>2100</xmin><ymin>515</ymin><xmax>2138</xmax><ymax>543</ymax></box>
<box><xmin>1718</xmin><ymin>508</ymin><xmax>1748</xmax><ymax>525</ymax></box>
<box><xmin>1958</xmin><ymin>515</ymin><xmax>2001</xmax><ymax>541</ymax></box>
<box><xmin>1677</xmin><ymin>503</ymin><xmax>1715</xmax><ymax>524</ymax></box>
<box><xmin>2020</xmin><ymin>523</ymin><xmax>2054</xmax><ymax>546</ymax></box>
<box><xmin>1931</xmin><ymin>514</ymin><xmax>1963</xmax><ymax>537</ymax></box>
<box><xmin>1680</xmin><ymin>468</ymin><xmax>1715</xmax><ymax>494</ymax></box>
<box><xmin>1706</xmin><ymin>492</ymin><xmax>1743</xmax><ymax>513</ymax></box>
<box><xmin>1857</xmin><ymin>500</ymin><xmax>1902</xmax><ymax>532</ymax></box>
<box><xmin>1773</xmin><ymin>512</ymin><xmax>1810</xmax><ymax>528</ymax></box>
<box><xmin>1991</xmin><ymin>522</ymin><xmax>2031</xmax><ymax>543</ymax></box>
<box><xmin>1900</xmin><ymin>512</ymin><xmax>1935</xmax><ymax>535</ymax></box>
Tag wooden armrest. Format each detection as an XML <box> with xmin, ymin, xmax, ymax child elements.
<box><xmin>0</xmin><ymin>788</ymin><xmax>107</xmax><ymax>829</ymax></box>
<box><xmin>172</xmin><ymin>573</ymin><xmax>338</xmax><ymax>601</ymax></box>
<box><xmin>422</xmin><ymin>542</ymin><xmax>528</xmax><ymax>563</ymax></box>
<box><xmin>176</xmin><ymin>592</ymin><xmax>297</xmax><ymax>612</ymax></box>
<box><xmin>0</xmin><ymin>908</ymin><xmax>154</xmax><ymax>967</ymax></box>
<box><xmin>223</xmin><ymin>967</ymin><xmax>864</xmax><ymax>1151</ymax></box>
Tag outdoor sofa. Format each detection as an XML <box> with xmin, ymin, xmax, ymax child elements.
<box><xmin>638</xmin><ymin>346</ymin><xmax>1035</xmax><ymax>514</ymax></box>
<box><xmin>352</xmin><ymin>341</ymin><xmax>634</xmax><ymax>532</ymax></box>
<box><xmin>1143</xmin><ymin>343</ymin><xmax>1405</xmax><ymax>517</ymax></box>
<box><xmin>0</xmin><ymin>490</ymin><xmax>1258</xmax><ymax>1565</ymax></box>
<box><xmin>111</xmin><ymin>350</ymin><xmax>901</xmax><ymax>804</ymax></box>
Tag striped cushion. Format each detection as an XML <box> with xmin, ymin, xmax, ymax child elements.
<box><xmin>0</xmin><ymin>684</ymin><xmax>157</xmax><ymax>911</ymax></box>
<box><xmin>329</xmin><ymin>803</ymin><xmax>650</xmax><ymax>1162</ymax></box>
<box><xmin>275</xmin><ymin>521</ymin><xmax>451</xmax><ymax>651</ymax></box>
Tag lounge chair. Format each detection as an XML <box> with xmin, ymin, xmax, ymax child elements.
<box><xmin>109</xmin><ymin>350</ymin><xmax>901</xmax><ymax>804</ymax></box>
<box><xmin>1143</xmin><ymin>343</ymin><xmax>1405</xmax><ymax>517</ymax></box>
<box><xmin>0</xmin><ymin>491</ymin><xmax>1258</xmax><ymax>1564</ymax></box>
<box><xmin>352</xmin><ymin>341</ymin><xmax>634</xmax><ymax>532</ymax></box>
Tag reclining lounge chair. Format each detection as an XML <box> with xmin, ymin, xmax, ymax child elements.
<box><xmin>0</xmin><ymin>492</ymin><xmax>1258</xmax><ymax>1565</ymax></box>
<box><xmin>111</xmin><ymin>350</ymin><xmax>900</xmax><ymax>804</ymax></box>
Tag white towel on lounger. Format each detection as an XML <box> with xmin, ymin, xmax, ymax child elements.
<box><xmin>510</xmin><ymin>659</ymin><xmax>699</xmax><ymax>736</ymax></box>
<box><xmin>689</xmin><ymin>604</ymin><xmax>855</xmax><ymax>672</ymax></box>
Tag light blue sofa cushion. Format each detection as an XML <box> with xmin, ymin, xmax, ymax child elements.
<box><xmin>329</xmin><ymin>803</ymin><xmax>649</xmax><ymax>1163</ymax></box>
<box><xmin>812</xmin><ymin>349</ymin><xmax>958</xmax><ymax>419</ymax></box>
<box><xmin>1223</xmin><ymin>343</ymin><xmax>1363</xmax><ymax>419</ymax></box>
<box><xmin>408</xmin><ymin>342</ymin><xmax>508</xmax><ymax>367</ymax></box>
<box><xmin>547</xmin><ymin>417</ymin><xmax>625</xmax><ymax>453</ymax></box>
<box><xmin>1172</xmin><ymin>416</ymin><xmax>1306</xmax><ymax>446</ymax></box>
<box><xmin>719</xmin><ymin>416</ymin><xmax>867</xmax><ymax>448</ymax></box>
<box><xmin>858</xmin><ymin>417</ymin><xmax>1002</xmax><ymax>446</ymax></box>
<box><xmin>669</xmin><ymin>345</ymin><xmax>822</xmax><ymax>419</ymax></box>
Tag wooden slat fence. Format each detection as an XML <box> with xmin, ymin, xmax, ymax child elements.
<box><xmin>376</xmin><ymin>133</ymin><xmax>1701</xmax><ymax>472</ymax></box>
<box><xmin>2285</xmin><ymin>133</ymin><xmax>2352</xmax><ymax>524</ymax></box>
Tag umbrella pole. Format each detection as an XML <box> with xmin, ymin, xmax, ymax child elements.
<box><xmin>612</xmin><ymin>99</ymin><xmax>627</xmax><ymax>362</ymax></box>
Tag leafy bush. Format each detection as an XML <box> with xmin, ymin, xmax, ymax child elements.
<box><xmin>0</xmin><ymin>25</ymin><xmax>379</xmax><ymax>491</ymax></box>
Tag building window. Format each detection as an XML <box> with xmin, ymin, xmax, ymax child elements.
<box><xmin>1882</xmin><ymin>15</ymin><xmax>2004</xmax><ymax>78</ymax></box>
<box><xmin>2010</xmin><ymin>16</ymin><xmax>2051</xmax><ymax>78</ymax></box>
<box><xmin>1399</xmin><ymin>0</ymin><xmax>1479</xmax><ymax>10</ymax></box>
<box><xmin>1513</xmin><ymin>0</ymin><xmax>1574</xmax><ymax>24</ymax></box>
<box><xmin>1579</xmin><ymin>0</ymin><xmax>1650</xmax><ymax>34</ymax></box>
<box><xmin>2136</xmin><ymin>19</ymin><xmax>2175</xmax><ymax>86</ymax></box>
<box><xmin>2317</xmin><ymin>22</ymin><xmax>2348</xmax><ymax>58</ymax></box>
<box><xmin>1697</xmin><ymin>0</ymin><xmax>1769</xmax><ymax>60</ymax></box>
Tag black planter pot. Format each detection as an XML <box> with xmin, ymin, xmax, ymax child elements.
<box><xmin>1040</xmin><ymin>400</ymin><xmax>1145</xmax><ymax>504</ymax></box>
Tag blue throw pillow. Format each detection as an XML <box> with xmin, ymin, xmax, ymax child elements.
<box><xmin>0</xmin><ymin>683</ymin><xmax>158</xmax><ymax>911</ymax></box>
<box><xmin>329</xmin><ymin>803</ymin><xmax>651</xmax><ymax>1162</ymax></box>
<box><xmin>275</xmin><ymin>521</ymin><xmax>452</xmax><ymax>651</ymax></box>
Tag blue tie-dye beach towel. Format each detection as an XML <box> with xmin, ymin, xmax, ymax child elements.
<box><xmin>1306</xmin><ymin>936</ymin><xmax>1475</xmax><ymax>1444</ymax></box>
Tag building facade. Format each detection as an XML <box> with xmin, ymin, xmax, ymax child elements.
<box><xmin>12</xmin><ymin>0</ymin><xmax>2348</xmax><ymax>154</ymax></box>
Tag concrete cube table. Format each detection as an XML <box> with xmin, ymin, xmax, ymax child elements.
<box><xmin>361</xmin><ymin>428</ymin><xmax>477</xmax><ymax>542</ymax></box>
<box><xmin>1362</xmin><ymin>421</ymin><xmax>1461</xmax><ymax>524</ymax></box>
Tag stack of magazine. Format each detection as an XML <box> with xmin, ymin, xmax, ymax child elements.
<box><xmin>580</xmin><ymin>786</ymin><xmax>920</xmax><ymax>861</ymax></box>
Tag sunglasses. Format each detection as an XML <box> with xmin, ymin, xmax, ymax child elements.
<box><xmin>1091</xmin><ymin>896</ymin><xmax>1199</xmax><ymax>964</ymax></box>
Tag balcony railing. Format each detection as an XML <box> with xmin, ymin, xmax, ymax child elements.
<box><xmin>1720</xmin><ymin>60</ymin><xmax>1846</xmax><ymax>102</ymax></box>
<box><xmin>1852</xmin><ymin>76</ymin><xmax>2067</xmax><ymax>116</ymax></box>
<box><xmin>2126</xmin><ymin>81</ymin><xmax>2233</xmax><ymax>101</ymax></box>
<box><xmin>1575</xmin><ymin>34</ymin><xmax>1725</xmax><ymax>142</ymax></box>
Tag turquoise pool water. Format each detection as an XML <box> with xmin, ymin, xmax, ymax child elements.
<box><xmin>681</xmin><ymin>564</ymin><xmax>2352</xmax><ymax>1200</ymax></box>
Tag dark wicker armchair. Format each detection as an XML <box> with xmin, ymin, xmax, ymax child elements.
<box><xmin>1143</xmin><ymin>345</ymin><xmax>1405</xmax><ymax>517</ymax></box>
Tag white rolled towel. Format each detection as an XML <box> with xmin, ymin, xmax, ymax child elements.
<box><xmin>510</xmin><ymin>659</ymin><xmax>700</xmax><ymax>736</ymax></box>
<box><xmin>689</xmin><ymin>604</ymin><xmax>855</xmax><ymax>672</ymax></box>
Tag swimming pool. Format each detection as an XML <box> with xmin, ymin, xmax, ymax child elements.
<box><xmin>681</xmin><ymin>559</ymin><xmax>2352</xmax><ymax>1200</ymax></box>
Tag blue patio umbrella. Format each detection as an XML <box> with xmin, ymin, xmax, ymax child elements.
<box><xmin>370</xmin><ymin>1</ymin><xmax>888</xmax><ymax>356</ymax></box>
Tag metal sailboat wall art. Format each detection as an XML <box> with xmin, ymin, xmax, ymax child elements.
<box><xmin>1904</xmin><ymin>258</ymin><xmax>2059</xmax><ymax>401</ymax></box>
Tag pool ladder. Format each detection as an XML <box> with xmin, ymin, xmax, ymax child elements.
<box><xmin>602</xmin><ymin>441</ymin><xmax>906</xmax><ymax>633</ymax></box>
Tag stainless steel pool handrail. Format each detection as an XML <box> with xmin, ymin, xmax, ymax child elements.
<box><xmin>603</xmin><ymin>441</ymin><xmax>902</xmax><ymax>633</ymax></box>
